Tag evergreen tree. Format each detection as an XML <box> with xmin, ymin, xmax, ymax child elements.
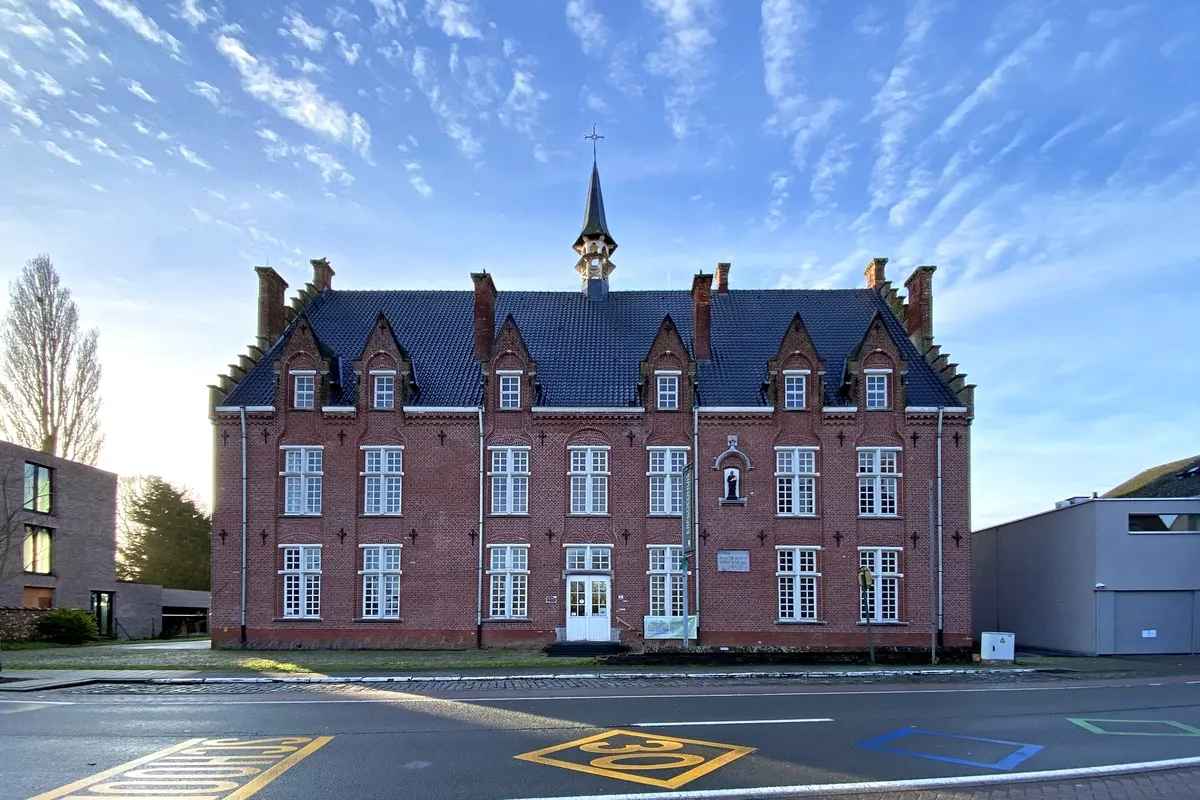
<box><xmin>118</xmin><ymin>477</ymin><xmax>211</xmax><ymax>590</ymax></box>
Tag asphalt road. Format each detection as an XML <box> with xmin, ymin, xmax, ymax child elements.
<box><xmin>3</xmin><ymin>677</ymin><xmax>1200</xmax><ymax>799</ymax></box>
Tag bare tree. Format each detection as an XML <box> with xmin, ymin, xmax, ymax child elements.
<box><xmin>0</xmin><ymin>454</ymin><xmax>31</xmax><ymax>587</ymax></box>
<box><xmin>0</xmin><ymin>254</ymin><xmax>103</xmax><ymax>464</ymax></box>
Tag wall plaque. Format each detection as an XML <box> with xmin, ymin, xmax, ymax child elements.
<box><xmin>716</xmin><ymin>550</ymin><xmax>750</xmax><ymax>572</ymax></box>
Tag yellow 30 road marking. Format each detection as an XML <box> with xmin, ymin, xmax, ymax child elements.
<box><xmin>515</xmin><ymin>729</ymin><xmax>755</xmax><ymax>789</ymax></box>
<box><xmin>27</xmin><ymin>736</ymin><xmax>333</xmax><ymax>800</ymax></box>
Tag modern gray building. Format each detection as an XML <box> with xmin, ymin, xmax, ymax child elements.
<box><xmin>974</xmin><ymin>496</ymin><xmax>1200</xmax><ymax>655</ymax></box>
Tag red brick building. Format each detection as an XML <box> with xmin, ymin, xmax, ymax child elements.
<box><xmin>208</xmin><ymin>162</ymin><xmax>975</xmax><ymax>651</ymax></box>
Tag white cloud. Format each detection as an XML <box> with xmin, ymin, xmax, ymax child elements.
<box><xmin>95</xmin><ymin>0</ymin><xmax>182</xmax><ymax>53</ymax></box>
<box><xmin>645</xmin><ymin>0</ymin><xmax>719</xmax><ymax>139</ymax></box>
<box><xmin>280</xmin><ymin>11</ymin><xmax>327</xmax><ymax>52</ymax></box>
<box><xmin>90</xmin><ymin>183</ymin><xmax>106</xmax><ymax>192</ymax></box>
<box><xmin>583</xmin><ymin>91</ymin><xmax>609</xmax><ymax>114</ymax></box>
<box><xmin>187</xmin><ymin>80</ymin><xmax>224</xmax><ymax>108</ymax></box>
<box><xmin>367</xmin><ymin>0</ymin><xmax>404</xmax><ymax>30</ymax></box>
<box><xmin>423</xmin><ymin>0</ymin><xmax>481</xmax><ymax>39</ymax></box>
<box><xmin>0</xmin><ymin>77</ymin><xmax>43</xmax><ymax>126</ymax></box>
<box><xmin>566</xmin><ymin>0</ymin><xmax>608</xmax><ymax>57</ymax></box>
<box><xmin>285</xmin><ymin>54</ymin><xmax>325</xmax><ymax>75</ymax></box>
<box><xmin>89</xmin><ymin>136</ymin><xmax>115</xmax><ymax>156</ymax></box>
<box><xmin>175</xmin><ymin>144</ymin><xmax>212</xmax><ymax>169</ymax></box>
<box><xmin>333</xmin><ymin>31</ymin><xmax>360</xmax><ymax>64</ymax></box>
<box><xmin>810</xmin><ymin>134</ymin><xmax>854</xmax><ymax>203</ymax></box>
<box><xmin>60</xmin><ymin>26</ymin><xmax>88</xmax><ymax>63</ymax></box>
<box><xmin>43</xmin><ymin>140</ymin><xmax>81</xmax><ymax>164</ymax></box>
<box><xmin>938</xmin><ymin>22</ymin><xmax>1051</xmax><ymax>137</ymax></box>
<box><xmin>46</xmin><ymin>0</ymin><xmax>87</xmax><ymax>23</ymax></box>
<box><xmin>0</xmin><ymin>2</ymin><xmax>55</xmax><ymax>46</ymax></box>
<box><xmin>409</xmin><ymin>175</ymin><xmax>433</xmax><ymax>197</ymax></box>
<box><xmin>32</xmin><ymin>70</ymin><xmax>63</xmax><ymax>96</ymax></box>
<box><xmin>173</xmin><ymin>0</ymin><xmax>213</xmax><ymax>28</ymax></box>
<box><xmin>498</xmin><ymin>69</ymin><xmax>547</xmax><ymax>137</ymax></box>
<box><xmin>763</xmin><ymin>170</ymin><xmax>789</xmax><ymax>230</ymax></box>
<box><xmin>852</xmin><ymin>5</ymin><xmax>884</xmax><ymax>37</ymax></box>
<box><xmin>409</xmin><ymin>45</ymin><xmax>481</xmax><ymax>158</ymax></box>
<box><xmin>301</xmin><ymin>144</ymin><xmax>353</xmax><ymax>184</ymax></box>
<box><xmin>267</xmin><ymin>189</ymin><xmax>287</xmax><ymax>200</ymax></box>
<box><xmin>69</xmin><ymin>109</ymin><xmax>99</xmax><ymax>125</ymax></box>
<box><xmin>216</xmin><ymin>35</ymin><xmax>371</xmax><ymax>158</ymax></box>
<box><xmin>125</xmin><ymin>79</ymin><xmax>156</xmax><ymax>102</ymax></box>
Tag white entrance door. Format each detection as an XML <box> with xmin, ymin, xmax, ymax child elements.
<box><xmin>566</xmin><ymin>576</ymin><xmax>611</xmax><ymax>641</ymax></box>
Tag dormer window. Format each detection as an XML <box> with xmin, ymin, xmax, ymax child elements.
<box><xmin>783</xmin><ymin>370</ymin><xmax>808</xmax><ymax>410</ymax></box>
<box><xmin>372</xmin><ymin>371</ymin><xmax>395</xmax><ymax>409</ymax></box>
<box><xmin>865</xmin><ymin>370</ymin><xmax>890</xmax><ymax>410</ymax></box>
<box><xmin>292</xmin><ymin>372</ymin><xmax>315</xmax><ymax>409</ymax></box>
<box><xmin>498</xmin><ymin>371</ymin><xmax>521</xmax><ymax>410</ymax></box>
<box><xmin>656</xmin><ymin>372</ymin><xmax>679</xmax><ymax>410</ymax></box>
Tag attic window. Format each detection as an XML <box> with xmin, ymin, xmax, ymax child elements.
<box><xmin>292</xmin><ymin>371</ymin><xmax>315</xmax><ymax>410</ymax></box>
<box><xmin>371</xmin><ymin>371</ymin><xmax>396</xmax><ymax>410</ymax></box>
<box><xmin>864</xmin><ymin>369</ymin><xmax>890</xmax><ymax>410</ymax></box>
<box><xmin>497</xmin><ymin>371</ymin><xmax>521</xmax><ymax>410</ymax></box>
<box><xmin>656</xmin><ymin>371</ymin><xmax>680</xmax><ymax>411</ymax></box>
<box><xmin>783</xmin><ymin>370</ymin><xmax>809</xmax><ymax>410</ymax></box>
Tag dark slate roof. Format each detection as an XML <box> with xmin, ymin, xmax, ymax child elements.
<box><xmin>222</xmin><ymin>288</ymin><xmax>962</xmax><ymax>409</ymax></box>
<box><xmin>574</xmin><ymin>162</ymin><xmax>613</xmax><ymax>249</ymax></box>
<box><xmin>1106</xmin><ymin>456</ymin><xmax>1200</xmax><ymax>499</ymax></box>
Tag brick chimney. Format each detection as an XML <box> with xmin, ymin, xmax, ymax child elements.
<box><xmin>904</xmin><ymin>265</ymin><xmax>937</xmax><ymax>351</ymax></box>
<box><xmin>254</xmin><ymin>266</ymin><xmax>288</xmax><ymax>350</ymax></box>
<box><xmin>715</xmin><ymin>262</ymin><xmax>731</xmax><ymax>294</ymax></box>
<box><xmin>310</xmin><ymin>257</ymin><xmax>334</xmax><ymax>292</ymax></box>
<box><xmin>471</xmin><ymin>271</ymin><xmax>498</xmax><ymax>362</ymax></box>
<box><xmin>691</xmin><ymin>272</ymin><xmax>713</xmax><ymax>360</ymax></box>
<box><xmin>865</xmin><ymin>257</ymin><xmax>889</xmax><ymax>289</ymax></box>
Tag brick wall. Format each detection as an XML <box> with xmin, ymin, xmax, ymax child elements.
<box><xmin>0</xmin><ymin>607</ymin><xmax>43</xmax><ymax>641</ymax></box>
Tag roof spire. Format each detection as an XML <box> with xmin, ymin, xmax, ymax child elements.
<box><xmin>573</xmin><ymin>124</ymin><xmax>617</xmax><ymax>299</ymax></box>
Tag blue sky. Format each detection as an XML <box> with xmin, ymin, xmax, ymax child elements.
<box><xmin>0</xmin><ymin>0</ymin><xmax>1196</xmax><ymax>526</ymax></box>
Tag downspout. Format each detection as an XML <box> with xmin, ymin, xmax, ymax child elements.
<box><xmin>692</xmin><ymin>402</ymin><xmax>701</xmax><ymax>639</ymax></box>
<box><xmin>476</xmin><ymin>407</ymin><xmax>485</xmax><ymax>648</ymax></box>
<box><xmin>936</xmin><ymin>407</ymin><xmax>944</xmax><ymax>644</ymax></box>
<box><xmin>239</xmin><ymin>407</ymin><xmax>248</xmax><ymax>648</ymax></box>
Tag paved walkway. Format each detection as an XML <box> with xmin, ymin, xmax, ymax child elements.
<box><xmin>819</xmin><ymin>767</ymin><xmax>1200</xmax><ymax>799</ymax></box>
<box><xmin>0</xmin><ymin>669</ymin><xmax>202</xmax><ymax>691</ymax></box>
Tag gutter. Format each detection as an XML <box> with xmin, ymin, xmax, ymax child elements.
<box><xmin>936</xmin><ymin>406</ymin><xmax>944</xmax><ymax>643</ymax></box>
<box><xmin>239</xmin><ymin>407</ymin><xmax>248</xmax><ymax>647</ymax></box>
<box><xmin>476</xmin><ymin>407</ymin><xmax>485</xmax><ymax>648</ymax></box>
<box><xmin>692</xmin><ymin>402</ymin><xmax>701</xmax><ymax>638</ymax></box>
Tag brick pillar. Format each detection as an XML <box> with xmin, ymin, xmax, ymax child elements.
<box><xmin>904</xmin><ymin>265</ymin><xmax>937</xmax><ymax>351</ymax></box>
<box><xmin>310</xmin><ymin>258</ymin><xmax>335</xmax><ymax>292</ymax></box>
<box><xmin>715</xmin><ymin>262</ymin><xmax>731</xmax><ymax>294</ymax></box>
<box><xmin>254</xmin><ymin>266</ymin><xmax>288</xmax><ymax>350</ymax></box>
<box><xmin>864</xmin><ymin>257</ymin><xmax>889</xmax><ymax>289</ymax></box>
<box><xmin>691</xmin><ymin>272</ymin><xmax>713</xmax><ymax>360</ymax></box>
<box><xmin>471</xmin><ymin>271</ymin><xmax>498</xmax><ymax>362</ymax></box>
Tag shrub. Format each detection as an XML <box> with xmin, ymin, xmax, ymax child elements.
<box><xmin>35</xmin><ymin>608</ymin><xmax>99</xmax><ymax>645</ymax></box>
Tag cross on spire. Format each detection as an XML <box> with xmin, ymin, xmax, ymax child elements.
<box><xmin>584</xmin><ymin>122</ymin><xmax>604</xmax><ymax>162</ymax></box>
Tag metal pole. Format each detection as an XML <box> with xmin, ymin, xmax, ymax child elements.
<box><xmin>929</xmin><ymin>478</ymin><xmax>936</xmax><ymax>665</ymax></box>
<box><xmin>476</xmin><ymin>407</ymin><xmax>485</xmax><ymax>648</ymax></box>
<box><xmin>239</xmin><ymin>407</ymin><xmax>248</xmax><ymax>648</ymax></box>
<box><xmin>681</xmin><ymin>462</ymin><xmax>691</xmax><ymax>649</ymax></box>
<box><xmin>936</xmin><ymin>408</ymin><xmax>944</xmax><ymax>644</ymax></box>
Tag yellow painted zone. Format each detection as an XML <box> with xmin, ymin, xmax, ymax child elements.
<box><xmin>515</xmin><ymin>729</ymin><xmax>755</xmax><ymax>790</ymax></box>
<box><xmin>26</xmin><ymin>736</ymin><xmax>333</xmax><ymax>800</ymax></box>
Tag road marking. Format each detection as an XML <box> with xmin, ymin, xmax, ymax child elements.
<box><xmin>505</xmin><ymin>754</ymin><xmax>1200</xmax><ymax>799</ymax></box>
<box><xmin>631</xmin><ymin>718</ymin><xmax>832</xmax><ymax>728</ymax></box>
<box><xmin>516</xmin><ymin>729</ymin><xmax>754</xmax><ymax>790</ymax></box>
<box><xmin>0</xmin><ymin>699</ymin><xmax>75</xmax><ymax>705</ymax></box>
<box><xmin>1068</xmin><ymin>717</ymin><xmax>1200</xmax><ymax>737</ymax></box>
<box><xmin>26</xmin><ymin>736</ymin><xmax>333</xmax><ymax>800</ymax></box>
<box><xmin>856</xmin><ymin>729</ymin><xmax>1044</xmax><ymax>771</ymax></box>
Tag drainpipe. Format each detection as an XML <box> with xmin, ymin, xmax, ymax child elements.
<box><xmin>239</xmin><ymin>407</ymin><xmax>248</xmax><ymax>648</ymax></box>
<box><xmin>476</xmin><ymin>407</ymin><xmax>485</xmax><ymax>648</ymax></box>
<box><xmin>936</xmin><ymin>407</ymin><xmax>944</xmax><ymax>645</ymax></box>
<box><xmin>692</xmin><ymin>403</ymin><xmax>701</xmax><ymax>640</ymax></box>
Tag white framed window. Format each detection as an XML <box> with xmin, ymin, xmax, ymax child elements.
<box><xmin>648</xmin><ymin>545</ymin><xmax>684</xmax><ymax>617</ymax></box>
<box><xmin>860</xmin><ymin>548</ymin><xmax>902</xmax><ymax>622</ymax></box>
<box><xmin>566</xmin><ymin>544</ymin><xmax>612</xmax><ymax>571</ymax></box>
<box><xmin>648</xmin><ymin>447</ymin><xmax>689</xmax><ymax>515</ymax></box>
<box><xmin>359</xmin><ymin>544</ymin><xmax>401</xmax><ymax>618</ymax></box>
<box><xmin>865</xmin><ymin>371</ymin><xmax>890</xmax><ymax>410</ymax></box>
<box><xmin>776</xmin><ymin>447</ymin><xmax>818</xmax><ymax>516</ymax></box>
<box><xmin>858</xmin><ymin>447</ymin><xmax>901</xmax><ymax>516</ymax></box>
<box><xmin>281</xmin><ymin>446</ymin><xmax>323</xmax><ymax>515</ymax></box>
<box><xmin>569</xmin><ymin>446</ymin><xmax>609</xmax><ymax>515</ymax></box>
<box><xmin>372</xmin><ymin>372</ymin><xmax>395</xmax><ymax>409</ymax></box>
<box><xmin>783</xmin><ymin>371</ymin><xmax>808</xmax><ymax>410</ymax></box>
<box><xmin>490</xmin><ymin>447</ymin><xmax>530</xmax><ymax>515</ymax></box>
<box><xmin>498</xmin><ymin>371</ymin><xmax>521</xmax><ymax>410</ymax></box>
<box><xmin>292</xmin><ymin>371</ymin><xmax>315</xmax><ymax>409</ymax></box>
<box><xmin>362</xmin><ymin>446</ymin><xmax>403</xmax><ymax>515</ymax></box>
<box><xmin>488</xmin><ymin>545</ymin><xmax>529</xmax><ymax>618</ymax></box>
<box><xmin>279</xmin><ymin>544</ymin><xmax>321</xmax><ymax>618</ymax></box>
<box><xmin>777</xmin><ymin>546</ymin><xmax>820</xmax><ymax>621</ymax></box>
<box><xmin>656</xmin><ymin>373</ymin><xmax>679</xmax><ymax>410</ymax></box>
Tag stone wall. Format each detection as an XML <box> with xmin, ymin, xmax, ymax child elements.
<box><xmin>0</xmin><ymin>607</ymin><xmax>44</xmax><ymax>641</ymax></box>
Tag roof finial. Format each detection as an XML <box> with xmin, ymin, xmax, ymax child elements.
<box><xmin>584</xmin><ymin>122</ymin><xmax>604</xmax><ymax>163</ymax></box>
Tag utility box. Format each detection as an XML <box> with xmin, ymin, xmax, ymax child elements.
<box><xmin>981</xmin><ymin>631</ymin><xmax>1015</xmax><ymax>662</ymax></box>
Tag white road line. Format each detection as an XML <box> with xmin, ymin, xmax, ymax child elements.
<box><xmin>631</xmin><ymin>718</ymin><xmax>832</xmax><ymax>728</ymax></box>
<box><xmin>506</xmin><ymin>755</ymin><xmax>1200</xmax><ymax>800</ymax></box>
<box><xmin>0</xmin><ymin>698</ymin><xmax>74</xmax><ymax>705</ymax></box>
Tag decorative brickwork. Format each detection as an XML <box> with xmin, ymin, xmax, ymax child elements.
<box><xmin>0</xmin><ymin>607</ymin><xmax>45</xmax><ymax>641</ymax></box>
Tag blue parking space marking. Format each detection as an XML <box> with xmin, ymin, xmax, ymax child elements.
<box><xmin>855</xmin><ymin>729</ymin><xmax>1044</xmax><ymax>771</ymax></box>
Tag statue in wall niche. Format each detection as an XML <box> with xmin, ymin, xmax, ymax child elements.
<box><xmin>725</xmin><ymin>468</ymin><xmax>740</xmax><ymax>501</ymax></box>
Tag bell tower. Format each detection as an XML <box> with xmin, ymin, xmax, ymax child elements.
<box><xmin>573</xmin><ymin>124</ymin><xmax>617</xmax><ymax>299</ymax></box>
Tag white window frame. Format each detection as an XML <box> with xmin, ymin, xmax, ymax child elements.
<box><xmin>783</xmin><ymin>370</ymin><xmax>808</xmax><ymax>410</ymax></box>
<box><xmin>776</xmin><ymin>546</ymin><xmax>820</xmax><ymax>621</ymax></box>
<box><xmin>487</xmin><ymin>544</ymin><xmax>529</xmax><ymax>619</ymax></box>
<box><xmin>859</xmin><ymin>547</ymin><xmax>902</xmax><ymax>622</ymax></box>
<box><xmin>489</xmin><ymin>446</ymin><xmax>530</xmax><ymax>515</ymax></box>
<box><xmin>858</xmin><ymin>447</ymin><xmax>901</xmax><ymax>517</ymax></box>
<box><xmin>647</xmin><ymin>446</ymin><xmax>689</xmax><ymax>516</ymax></box>
<box><xmin>362</xmin><ymin>446</ymin><xmax>404</xmax><ymax>516</ymax></box>
<box><xmin>647</xmin><ymin>544</ymin><xmax>685</xmax><ymax>617</ymax></box>
<box><xmin>498</xmin><ymin>370</ymin><xmax>521</xmax><ymax>410</ymax></box>
<box><xmin>281</xmin><ymin>446</ymin><xmax>323</xmax><ymax>516</ymax></box>
<box><xmin>371</xmin><ymin>370</ymin><xmax>396</xmax><ymax>410</ymax></box>
<box><xmin>359</xmin><ymin>544</ymin><xmax>402</xmax><ymax>619</ymax></box>
<box><xmin>565</xmin><ymin>543</ymin><xmax>612</xmax><ymax>572</ymax></box>
<box><xmin>568</xmin><ymin>446</ymin><xmax>609</xmax><ymax>515</ymax></box>
<box><xmin>775</xmin><ymin>447</ymin><xmax>819</xmax><ymax>517</ymax></box>
<box><xmin>865</xmin><ymin>369</ymin><xmax>891</xmax><ymax>410</ymax></box>
<box><xmin>279</xmin><ymin>544</ymin><xmax>322</xmax><ymax>618</ymax></box>
<box><xmin>291</xmin><ymin>370</ymin><xmax>315</xmax><ymax>410</ymax></box>
<box><xmin>656</xmin><ymin>371</ymin><xmax>680</xmax><ymax>410</ymax></box>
